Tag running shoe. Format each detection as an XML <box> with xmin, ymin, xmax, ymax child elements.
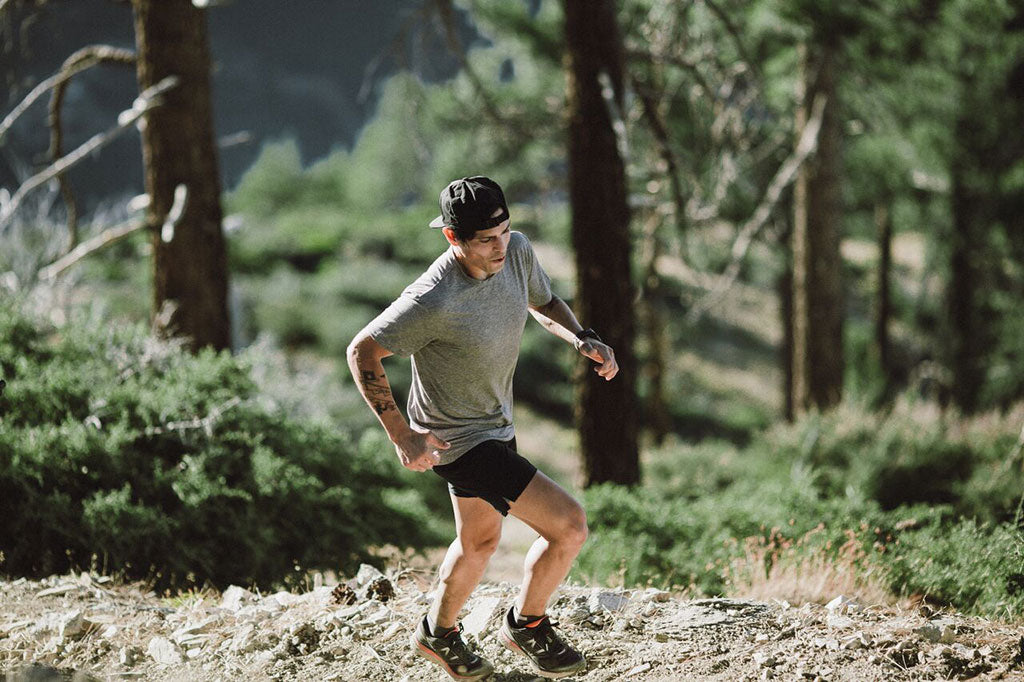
<box><xmin>498</xmin><ymin>607</ymin><xmax>586</xmax><ymax>678</ymax></box>
<box><xmin>411</xmin><ymin>616</ymin><xmax>495</xmax><ymax>680</ymax></box>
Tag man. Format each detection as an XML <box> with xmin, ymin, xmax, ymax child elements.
<box><xmin>346</xmin><ymin>176</ymin><xmax>618</xmax><ymax>680</ymax></box>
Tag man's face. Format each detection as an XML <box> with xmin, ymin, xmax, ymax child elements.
<box><xmin>444</xmin><ymin>209</ymin><xmax>511</xmax><ymax>280</ymax></box>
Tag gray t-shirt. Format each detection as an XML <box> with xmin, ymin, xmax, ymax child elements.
<box><xmin>366</xmin><ymin>231</ymin><xmax>553</xmax><ymax>464</ymax></box>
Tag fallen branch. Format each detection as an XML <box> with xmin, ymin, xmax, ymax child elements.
<box><xmin>0</xmin><ymin>76</ymin><xmax>179</xmax><ymax>232</ymax></box>
<box><xmin>686</xmin><ymin>94</ymin><xmax>827</xmax><ymax>324</ymax></box>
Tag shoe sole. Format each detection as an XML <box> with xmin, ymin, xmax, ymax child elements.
<box><xmin>498</xmin><ymin>628</ymin><xmax>587</xmax><ymax>679</ymax></box>
<box><xmin>411</xmin><ymin>632</ymin><xmax>494</xmax><ymax>681</ymax></box>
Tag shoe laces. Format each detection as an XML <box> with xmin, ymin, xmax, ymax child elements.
<box><xmin>524</xmin><ymin>616</ymin><xmax>567</xmax><ymax>653</ymax></box>
<box><xmin>440</xmin><ymin>623</ymin><xmax>478</xmax><ymax>664</ymax></box>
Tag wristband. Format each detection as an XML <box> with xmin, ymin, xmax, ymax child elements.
<box><xmin>575</xmin><ymin>328</ymin><xmax>602</xmax><ymax>350</ymax></box>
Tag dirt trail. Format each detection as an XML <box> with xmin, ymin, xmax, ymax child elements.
<box><xmin>2</xmin><ymin>571</ymin><xmax>1023</xmax><ymax>681</ymax></box>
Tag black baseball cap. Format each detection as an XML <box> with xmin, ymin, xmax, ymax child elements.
<box><xmin>428</xmin><ymin>176</ymin><xmax>510</xmax><ymax>237</ymax></box>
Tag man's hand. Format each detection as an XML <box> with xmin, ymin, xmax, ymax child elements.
<box><xmin>578</xmin><ymin>339</ymin><xmax>619</xmax><ymax>380</ymax></box>
<box><xmin>394</xmin><ymin>427</ymin><xmax>450</xmax><ymax>472</ymax></box>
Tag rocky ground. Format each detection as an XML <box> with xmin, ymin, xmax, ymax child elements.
<box><xmin>2</xmin><ymin>568</ymin><xmax>1023</xmax><ymax>682</ymax></box>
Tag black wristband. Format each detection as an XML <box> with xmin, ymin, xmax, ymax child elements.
<box><xmin>575</xmin><ymin>328</ymin><xmax>602</xmax><ymax>348</ymax></box>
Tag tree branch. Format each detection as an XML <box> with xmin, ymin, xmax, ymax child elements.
<box><xmin>686</xmin><ymin>94</ymin><xmax>827</xmax><ymax>323</ymax></box>
<box><xmin>0</xmin><ymin>76</ymin><xmax>178</xmax><ymax>232</ymax></box>
<box><xmin>37</xmin><ymin>215</ymin><xmax>146</xmax><ymax>281</ymax></box>
<box><xmin>48</xmin><ymin>45</ymin><xmax>136</xmax><ymax>251</ymax></box>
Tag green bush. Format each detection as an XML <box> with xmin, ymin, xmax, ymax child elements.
<box><xmin>0</xmin><ymin>302</ymin><xmax>443</xmax><ymax>589</ymax></box>
<box><xmin>575</xmin><ymin>401</ymin><xmax>1024</xmax><ymax>619</ymax></box>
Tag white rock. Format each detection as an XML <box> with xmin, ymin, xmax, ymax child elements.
<box><xmin>379</xmin><ymin>622</ymin><xmax>404</xmax><ymax>642</ymax></box>
<box><xmin>147</xmin><ymin>636</ymin><xmax>183</xmax><ymax>665</ymax></box>
<box><xmin>57</xmin><ymin>611</ymin><xmax>87</xmax><ymax>641</ymax></box>
<box><xmin>825</xmin><ymin>594</ymin><xmax>859</xmax><ymax>614</ymax></box>
<box><xmin>355</xmin><ymin>563</ymin><xmax>385</xmax><ymax>586</ymax></box>
<box><xmin>220</xmin><ymin>585</ymin><xmax>258</xmax><ymax>611</ymax></box>
<box><xmin>625</xmin><ymin>662</ymin><xmax>652</xmax><ymax>676</ymax></box>
<box><xmin>462</xmin><ymin>596</ymin><xmax>501</xmax><ymax>638</ymax></box>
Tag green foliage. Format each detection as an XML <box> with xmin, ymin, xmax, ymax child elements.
<box><xmin>0</xmin><ymin>302</ymin><xmax>443</xmax><ymax>589</ymax></box>
<box><xmin>575</xmin><ymin>400</ymin><xmax>1024</xmax><ymax>619</ymax></box>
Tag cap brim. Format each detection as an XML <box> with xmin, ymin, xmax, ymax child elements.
<box><xmin>428</xmin><ymin>215</ymin><xmax>446</xmax><ymax>228</ymax></box>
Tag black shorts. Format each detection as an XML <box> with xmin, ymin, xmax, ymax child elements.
<box><xmin>431</xmin><ymin>437</ymin><xmax>538</xmax><ymax>516</ymax></box>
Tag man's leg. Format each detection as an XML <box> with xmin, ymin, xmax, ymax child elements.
<box><xmin>507</xmin><ymin>471</ymin><xmax>588</xmax><ymax>617</ymax></box>
<box><xmin>428</xmin><ymin>493</ymin><xmax>503</xmax><ymax>630</ymax></box>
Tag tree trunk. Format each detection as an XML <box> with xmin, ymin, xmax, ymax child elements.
<box><xmin>564</xmin><ymin>0</ymin><xmax>639</xmax><ymax>486</ymax></box>
<box><xmin>639</xmin><ymin>212</ymin><xmax>671</xmax><ymax>445</ymax></box>
<box><xmin>131</xmin><ymin>0</ymin><xmax>230</xmax><ymax>351</ymax></box>
<box><xmin>790</xmin><ymin>42</ymin><xmax>844</xmax><ymax>413</ymax></box>
<box><xmin>948</xmin><ymin>136</ymin><xmax>983</xmax><ymax>412</ymax></box>
<box><xmin>874</xmin><ymin>200</ymin><xmax>892</xmax><ymax>388</ymax></box>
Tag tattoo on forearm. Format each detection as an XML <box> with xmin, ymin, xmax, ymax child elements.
<box><xmin>357</xmin><ymin>366</ymin><xmax>398</xmax><ymax>417</ymax></box>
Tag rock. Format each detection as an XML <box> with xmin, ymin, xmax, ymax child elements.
<box><xmin>915</xmin><ymin>623</ymin><xmax>955</xmax><ymax>644</ymax></box>
<box><xmin>35</xmin><ymin>584</ymin><xmax>77</xmax><ymax>598</ymax></box>
<box><xmin>644</xmin><ymin>588</ymin><xmax>672</xmax><ymax>603</ymax></box>
<box><xmin>753</xmin><ymin>652</ymin><xmax>776</xmax><ymax>668</ymax></box>
<box><xmin>588</xmin><ymin>590</ymin><xmax>631</xmax><ymax>613</ymax></box>
<box><xmin>147</xmin><ymin>636</ymin><xmax>183</xmax><ymax>665</ymax></box>
<box><xmin>57</xmin><ymin>611</ymin><xmax>87</xmax><ymax>641</ymax></box>
<box><xmin>220</xmin><ymin>585</ymin><xmax>258</xmax><ymax>611</ymax></box>
<box><xmin>355</xmin><ymin>563</ymin><xmax>385</xmax><ymax>586</ymax></box>
<box><xmin>625</xmin><ymin>662</ymin><xmax>652</xmax><ymax>676</ymax></box>
<box><xmin>825</xmin><ymin>595</ymin><xmax>859</xmax><ymax>614</ymax></box>
<box><xmin>462</xmin><ymin>596</ymin><xmax>501</xmax><ymax>638</ymax></box>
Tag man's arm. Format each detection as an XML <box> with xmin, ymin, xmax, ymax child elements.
<box><xmin>529</xmin><ymin>295</ymin><xmax>619</xmax><ymax>381</ymax></box>
<box><xmin>345</xmin><ymin>330</ymin><xmax>449</xmax><ymax>471</ymax></box>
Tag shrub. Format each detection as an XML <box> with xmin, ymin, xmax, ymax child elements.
<box><xmin>0</xmin><ymin>302</ymin><xmax>443</xmax><ymax>589</ymax></box>
<box><xmin>576</xmin><ymin>401</ymin><xmax>1024</xmax><ymax>619</ymax></box>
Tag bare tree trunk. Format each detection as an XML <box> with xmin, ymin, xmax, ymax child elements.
<box><xmin>564</xmin><ymin>0</ymin><xmax>639</xmax><ymax>486</ymax></box>
<box><xmin>790</xmin><ymin>42</ymin><xmax>844</xmax><ymax>413</ymax></box>
<box><xmin>131</xmin><ymin>0</ymin><xmax>230</xmax><ymax>351</ymax></box>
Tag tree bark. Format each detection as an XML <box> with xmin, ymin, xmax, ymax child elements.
<box><xmin>874</xmin><ymin>200</ymin><xmax>892</xmax><ymax>388</ymax></box>
<box><xmin>131</xmin><ymin>0</ymin><xmax>230</xmax><ymax>351</ymax></box>
<box><xmin>564</xmin><ymin>0</ymin><xmax>639</xmax><ymax>486</ymax></box>
<box><xmin>790</xmin><ymin>42</ymin><xmax>844</xmax><ymax>413</ymax></box>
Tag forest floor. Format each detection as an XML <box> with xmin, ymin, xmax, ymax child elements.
<box><xmin>2</xmin><ymin>567</ymin><xmax>1024</xmax><ymax>682</ymax></box>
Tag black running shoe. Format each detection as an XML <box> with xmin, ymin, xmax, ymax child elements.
<box><xmin>411</xmin><ymin>616</ymin><xmax>495</xmax><ymax>680</ymax></box>
<box><xmin>498</xmin><ymin>607</ymin><xmax>586</xmax><ymax>679</ymax></box>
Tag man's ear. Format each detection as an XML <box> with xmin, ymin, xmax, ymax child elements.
<box><xmin>441</xmin><ymin>227</ymin><xmax>461</xmax><ymax>247</ymax></box>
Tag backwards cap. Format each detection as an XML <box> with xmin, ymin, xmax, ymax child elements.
<box><xmin>428</xmin><ymin>176</ymin><xmax>509</xmax><ymax>238</ymax></box>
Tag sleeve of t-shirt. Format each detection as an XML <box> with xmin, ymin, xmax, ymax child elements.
<box><xmin>364</xmin><ymin>295</ymin><xmax>436</xmax><ymax>358</ymax></box>
<box><xmin>519</xmin><ymin>233</ymin><xmax>554</xmax><ymax>307</ymax></box>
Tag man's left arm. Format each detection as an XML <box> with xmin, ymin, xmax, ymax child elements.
<box><xmin>529</xmin><ymin>295</ymin><xmax>618</xmax><ymax>381</ymax></box>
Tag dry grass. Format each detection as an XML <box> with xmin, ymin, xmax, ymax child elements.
<box><xmin>724</xmin><ymin>525</ymin><xmax>901</xmax><ymax>609</ymax></box>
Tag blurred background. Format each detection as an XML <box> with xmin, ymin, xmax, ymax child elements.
<box><xmin>1</xmin><ymin>0</ymin><xmax>1022</xmax><ymax>620</ymax></box>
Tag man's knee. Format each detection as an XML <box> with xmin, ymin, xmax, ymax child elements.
<box><xmin>460</xmin><ymin>529</ymin><xmax>501</xmax><ymax>560</ymax></box>
<box><xmin>560</xmin><ymin>504</ymin><xmax>588</xmax><ymax>550</ymax></box>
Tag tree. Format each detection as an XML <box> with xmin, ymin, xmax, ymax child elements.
<box><xmin>131</xmin><ymin>0</ymin><xmax>230</xmax><ymax>351</ymax></box>
<box><xmin>563</xmin><ymin>0</ymin><xmax>640</xmax><ymax>486</ymax></box>
<box><xmin>790</xmin><ymin>37</ymin><xmax>844</xmax><ymax>413</ymax></box>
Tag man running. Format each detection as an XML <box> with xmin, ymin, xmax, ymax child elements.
<box><xmin>346</xmin><ymin>176</ymin><xmax>618</xmax><ymax>679</ymax></box>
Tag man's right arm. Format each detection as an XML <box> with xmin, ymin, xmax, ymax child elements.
<box><xmin>345</xmin><ymin>330</ymin><xmax>448</xmax><ymax>471</ymax></box>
